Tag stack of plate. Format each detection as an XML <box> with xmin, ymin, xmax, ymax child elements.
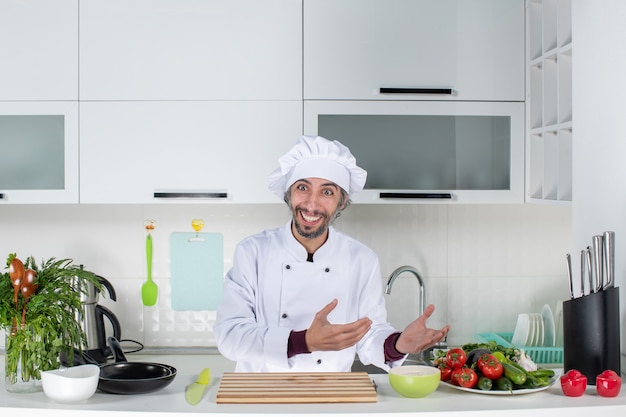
<box><xmin>510</xmin><ymin>304</ymin><xmax>556</xmax><ymax>348</ymax></box>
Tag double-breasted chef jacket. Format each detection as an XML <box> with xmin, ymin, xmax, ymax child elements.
<box><xmin>215</xmin><ymin>221</ymin><xmax>405</xmax><ymax>372</ymax></box>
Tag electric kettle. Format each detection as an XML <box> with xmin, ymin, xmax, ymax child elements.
<box><xmin>80</xmin><ymin>275</ymin><xmax>122</xmax><ymax>364</ymax></box>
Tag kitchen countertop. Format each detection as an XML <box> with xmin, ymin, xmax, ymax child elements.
<box><xmin>1</xmin><ymin>353</ymin><xmax>625</xmax><ymax>417</ymax></box>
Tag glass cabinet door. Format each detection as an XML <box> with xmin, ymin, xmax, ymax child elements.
<box><xmin>304</xmin><ymin>100</ymin><xmax>524</xmax><ymax>204</ymax></box>
<box><xmin>0</xmin><ymin>102</ymin><xmax>79</xmax><ymax>203</ymax></box>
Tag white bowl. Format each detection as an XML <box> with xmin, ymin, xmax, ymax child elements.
<box><xmin>41</xmin><ymin>364</ymin><xmax>100</xmax><ymax>403</ymax></box>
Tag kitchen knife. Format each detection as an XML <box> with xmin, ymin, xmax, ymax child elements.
<box><xmin>580</xmin><ymin>250</ymin><xmax>587</xmax><ymax>296</ymax></box>
<box><xmin>592</xmin><ymin>235</ymin><xmax>604</xmax><ymax>292</ymax></box>
<box><xmin>566</xmin><ymin>253</ymin><xmax>574</xmax><ymax>299</ymax></box>
<box><xmin>603</xmin><ymin>231</ymin><xmax>615</xmax><ymax>290</ymax></box>
<box><xmin>185</xmin><ymin>368</ymin><xmax>211</xmax><ymax>406</ymax></box>
<box><xmin>585</xmin><ymin>247</ymin><xmax>593</xmax><ymax>294</ymax></box>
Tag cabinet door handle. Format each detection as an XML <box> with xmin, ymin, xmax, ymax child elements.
<box><xmin>380</xmin><ymin>87</ymin><xmax>455</xmax><ymax>95</ymax></box>
<box><xmin>379</xmin><ymin>192</ymin><xmax>452</xmax><ymax>199</ymax></box>
<box><xmin>153</xmin><ymin>191</ymin><xmax>228</xmax><ymax>199</ymax></box>
<box><xmin>0</xmin><ymin>193</ymin><xmax>4</xmax><ymax>200</ymax></box>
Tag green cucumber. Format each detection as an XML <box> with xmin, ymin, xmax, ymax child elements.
<box><xmin>502</xmin><ymin>362</ymin><xmax>526</xmax><ymax>386</ymax></box>
<box><xmin>495</xmin><ymin>376</ymin><xmax>514</xmax><ymax>392</ymax></box>
<box><xmin>477</xmin><ymin>375</ymin><xmax>493</xmax><ymax>391</ymax></box>
<box><xmin>529</xmin><ymin>369</ymin><xmax>555</xmax><ymax>379</ymax></box>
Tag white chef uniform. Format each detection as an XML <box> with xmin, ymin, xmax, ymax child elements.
<box><xmin>215</xmin><ymin>221</ymin><xmax>403</xmax><ymax>373</ymax></box>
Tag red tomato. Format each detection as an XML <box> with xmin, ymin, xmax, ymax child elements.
<box><xmin>453</xmin><ymin>367</ymin><xmax>478</xmax><ymax>389</ymax></box>
<box><xmin>476</xmin><ymin>354</ymin><xmax>504</xmax><ymax>380</ymax></box>
<box><xmin>596</xmin><ymin>369</ymin><xmax>622</xmax><ymax>397</ymax></box>
<box><xmin>561</xmin><ymin>369</ymin><xmax>587</xmax><ymax>397</ymax></box>
<box><xmin>438</xmin><ymin>365</ymin><xmax>453</xmax><ymax>382</ymax></box>
<box><xmin>445</xmin><ymin>348</ymin><xmax>467</xmax><ymax>369</ymax></box>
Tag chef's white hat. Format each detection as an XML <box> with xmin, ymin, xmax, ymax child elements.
<box><xmin>268</xmin><ymin>135</ymin><xmax>367</xmax><ymax>199</ymax></box>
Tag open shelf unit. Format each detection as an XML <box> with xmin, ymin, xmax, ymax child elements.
<box><xmin>526</xmin><ymin>0</ymin><xmax>572</xmax><ymax>204</ymax></box>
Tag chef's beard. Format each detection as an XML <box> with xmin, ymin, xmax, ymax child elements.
<box><xmin>292</xmin><ymin>207</ymin><xmax>335</xmax><ymax>239</ymax></box>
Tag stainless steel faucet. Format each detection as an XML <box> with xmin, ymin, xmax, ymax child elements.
<box><xmin>385</xmin><ymin>265</ymin><xmax>425</xmax><ymax>317</ymax></box>
<box><xmin>385</xmin><ymin>265</ymin><xmax>446</xmax><ymax>363</ymax></box>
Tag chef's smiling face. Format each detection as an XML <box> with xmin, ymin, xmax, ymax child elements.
<box><xmin>287</xmin><ymin>178</ymin><xmax>346</xmax><ymax>243</ymax></box>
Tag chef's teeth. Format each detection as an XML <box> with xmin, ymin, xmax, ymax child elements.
<box><xmin>302</xmin><ymin>213</ymin><xmax>320</xmax><ymax>222</ymax></box>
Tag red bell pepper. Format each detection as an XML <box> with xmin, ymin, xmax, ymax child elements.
<box><xmin>560</xmin><ymin>369</ymin><xmax>587</xmax><ymax>397</ymax></box>
<box><xmin>596</xmin><ymin>369</ymin><xmax>622</xmax><ymax>397</ymax></box>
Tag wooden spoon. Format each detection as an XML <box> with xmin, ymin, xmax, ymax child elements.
<box><xmin>8</xmin><ymin>258</ymin><xmax>25</xmax><ymax>335</ymax></box>
<box><xmin>8</xmin><ymin>257</ymin><xmax>25</xmax><ymax>307</ymax></box>
<box><xmin>20</xmin><ymin>269</ymin><xmax>38</xmax><ymax>328</ymax></box>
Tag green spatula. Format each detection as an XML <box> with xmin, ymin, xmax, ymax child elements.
<box><xmin>185</xmin><ymin>368</ymin><xmax>211</xmax><ymax>405</ymax></box>
<box><xmin>141</xmin><ymin>220</ymin><xmax>158</xmax><ymax>306</ymax></box>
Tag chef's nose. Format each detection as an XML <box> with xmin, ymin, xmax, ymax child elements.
<box><xmin>303</xmin><ymin>191</ymin><xmax>322</xmax><ymax>208</ymax></box>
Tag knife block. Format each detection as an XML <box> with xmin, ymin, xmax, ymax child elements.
<box><xmin>562</xmin><ymin>287</ymin><xmax>621</xmax><ymax>384</ymax></box>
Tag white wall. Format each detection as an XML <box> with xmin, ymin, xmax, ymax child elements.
<box><xmin>572</xmin><ymin>0</ymin><xmax>626</xmax><ymax>368</ymax></box>
<box><xmin>0</xmin><ymin>203</ymin><xmax>570</xmax><ymax>349</ymax></box>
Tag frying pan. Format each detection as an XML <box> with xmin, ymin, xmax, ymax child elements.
<box><xmin>98</xmin><ymin>337</ymin><xmax>177</xmax><ymax>394</ymax></box>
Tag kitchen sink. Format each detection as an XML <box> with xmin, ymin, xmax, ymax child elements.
<box><xmin>351</xmin><ymin>354</ymin><xmax>432</xmax><ymax>374</ymax></box>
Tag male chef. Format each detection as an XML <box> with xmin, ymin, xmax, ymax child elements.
<box><xmin>215</xmin><ymin>135</ymin><xmax>449</xmax><ymax>372</ymax></box>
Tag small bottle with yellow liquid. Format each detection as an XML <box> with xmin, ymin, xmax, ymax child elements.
<box><xmin>189</xmin><ymin>218</ymin><xmax>205</xmax><ymax>242</ymax></box>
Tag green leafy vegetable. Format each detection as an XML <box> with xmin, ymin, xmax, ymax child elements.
<box><xmin>1</xmin><ymin>256</ymin><xmax>102</xmax><ymax>383</ymax></box>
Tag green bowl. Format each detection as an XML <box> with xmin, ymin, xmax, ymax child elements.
<box><xmin>389</xmin><ymin>365</ymin><xmax>441</xmax><ymax>398</ymax></box>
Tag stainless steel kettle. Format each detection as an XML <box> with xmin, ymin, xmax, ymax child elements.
<box><xmin>79</xmin><ymin>275</ymin><xmax>122</xmax><ymax>363</ymax></box>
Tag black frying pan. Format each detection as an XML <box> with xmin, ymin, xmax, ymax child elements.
<box><xmin>98</xmin><ymin>337</ymin><xmax>177</xmax><ymax>394</ymax></box>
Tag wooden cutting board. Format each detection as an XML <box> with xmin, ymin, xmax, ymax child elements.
<box><xmin>216</xmin><ymin>372</ymin><xmax>377</xmax><ymax>404</ymax></box>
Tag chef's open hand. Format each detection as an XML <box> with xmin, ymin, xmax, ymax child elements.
<box><xmin>395</xmin><ymin>304</ymin><xmax>450</xmax><ymax>355</ymax></box>
<box><xmin>305</xmin><ymin>298</ymin><xmax>372</xmax><ymax>352</ymax></box>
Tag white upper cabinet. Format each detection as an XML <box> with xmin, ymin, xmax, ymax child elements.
<box><xmin>79</xmin><ymin>101</ymin><xmax>302</xmax><ymax>204</ymax></box>
<box><xmin>0</xmin><ymin>102</ymin><xmax>79</xmax><ymax>204</ymax></box>
<box><xmin>0</xmin><ymin>0</ymin><xmax>78</xmax><ymax>100</ymax></box>
<box><xmin>79</xmin><ymin>0</ymin><xmax>302</xmax><ymax>101</ymax></box>
<box><xmin>304</xmin><ymin>0</ymin><xmax>525</xmax><ymax>102</ymax></box>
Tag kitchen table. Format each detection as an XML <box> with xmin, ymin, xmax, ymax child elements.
<box><xmin>1</xmin><ymin>353</ymin><xmax>625</xmax><ymax>417</ymax></box>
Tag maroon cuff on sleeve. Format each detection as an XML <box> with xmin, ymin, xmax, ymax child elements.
<box><xmin>384</xmin><ymin>332</ymin><xmax>405</xmax><ymax>361</ymax></box>
<box><xmin>287</xmin><ymin>330</ymin><xmax>311</xmax><ymax>358</ymax></box>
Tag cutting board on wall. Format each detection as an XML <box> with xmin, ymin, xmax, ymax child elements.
<box><xmin>170</xmin><ymin>232</ymin><xmax>223</xmax><ymax>311</ymax></box>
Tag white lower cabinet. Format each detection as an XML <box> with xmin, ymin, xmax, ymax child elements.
<box><xmin>79</xmin><ymin>101</ymin><xmax>302</xmax><ymax>204</ymax></box>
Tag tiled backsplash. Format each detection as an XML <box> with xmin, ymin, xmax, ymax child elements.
<box><xmin>0</xmin><ymin>203</ymin><xmax>571</xmax><ymax>348</ymax></box>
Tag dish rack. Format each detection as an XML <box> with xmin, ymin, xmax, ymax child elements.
<box><xmin>475</xmin><ymin>332</ymin><xmax>564</xmax><ymax>364</ymax></box>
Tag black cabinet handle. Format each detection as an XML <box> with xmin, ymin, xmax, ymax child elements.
<box><xmin>153</xmin><ymin>191</ymin><xmax>228</xmax><ymax>199</ymax></box>
<box><xmin>0</xmin><ymin>193</ymin><xmax>4</xmax><ymax>200</ymax></box>
<box><xmin>380</xmin><ymin>87</ymin><xmax>455</xmax><ymax>95</ymax></box>
<box><xmin>379</xmin><ymin>192</ymin><xmax>452</xmax><ymax>199</ymax></box>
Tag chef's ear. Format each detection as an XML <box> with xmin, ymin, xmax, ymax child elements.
<box><xmin>338</xmin><ymin>189</ymin><xmax>351</xmax><ymax>211</ymax></box>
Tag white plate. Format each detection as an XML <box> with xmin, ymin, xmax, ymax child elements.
<box><xmin>526</xmin><ymin>314</ymin><xmax>536</xmax><ymax>347</ymax></box>
<box><xmin>554</xmin><ymin>301</ymin><xmax>563</xmax><ymax>347</ymax></box>
<box><xmin>440</xmin><ymin>374</ymin><xmax>559</xmax><ymax>396</ymax></box>
<box><xmin>541</xmin><ymin>304</ymin><xmax>556</xmax><ymax>347</ymax></box>
<box><xmin>511</xmin><ymin>313</ymin><xmax>530</xmax><ymax>347</ymax></box>
<box><xmin>534</xmin><ymin>313</ymin><xmax>544</xmax><ymax>347</ymax></box>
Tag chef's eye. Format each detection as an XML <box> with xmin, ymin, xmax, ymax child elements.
<box><xmin>296</xmin><ymin>183</ymin><xmax>308</xmax><ymax>191</ymax></box>
<box><xmin>322</xmin><ymin>188</ymin><xmax>334</xmax><ymax>196</ymax></box>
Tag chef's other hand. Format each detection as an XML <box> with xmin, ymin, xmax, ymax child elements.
<box><xmin>395</xmin><ymin>304</ymin><xmax>450</xmax><ymax>355</ymax></box>
<box><xmin>305</xmin><ymin>298</ymin><xmax>372</xmax><ymax>352</ymax></box>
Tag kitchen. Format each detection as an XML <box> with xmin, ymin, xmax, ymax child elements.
<box><xmin>0</xmin><ymin>0</ymin><xmax>625</xmax><ymax>415</ymax></box>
